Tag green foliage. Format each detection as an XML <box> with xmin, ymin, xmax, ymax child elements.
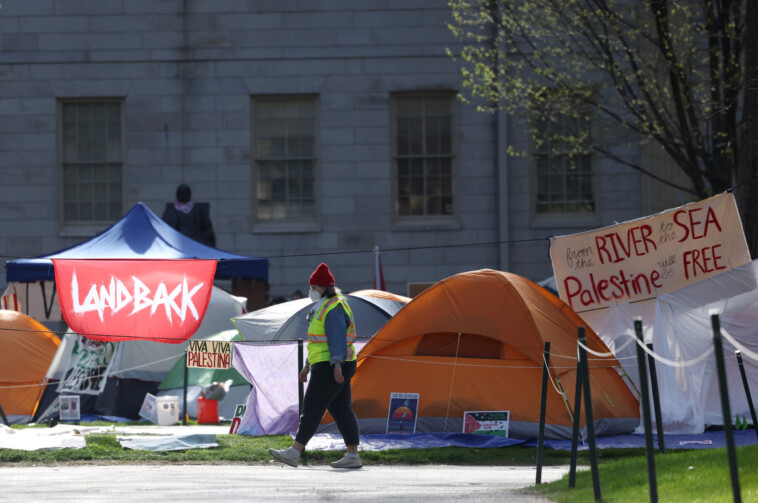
<box><xmin>447</xmin><ymin>0</ymin><xmax>746</xmax><ymax>197</ymax></box>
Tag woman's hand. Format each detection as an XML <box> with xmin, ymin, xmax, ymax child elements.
<box><xmin>299</xmin><ymin>366</ymin><xmax>310</xmax><ymax>383</ymax></box>
<box><xmin>333</xmin><ymin>364</ymin><xmax>344</xmax><ymax>384</ymax></box>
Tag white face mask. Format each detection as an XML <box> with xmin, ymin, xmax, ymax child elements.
<box><xmin>308</xmin><ymin>289</ymin><xmax>321</xmax><ymax>303</ymax></box>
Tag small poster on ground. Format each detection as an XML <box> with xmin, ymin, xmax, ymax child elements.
<box><xmin>59</xmin><ymin>395</ymin><xmax>81</xmax><ymax>421</ymax></box>
<box><xmin>463</xmin><ymin>411</ymin><xmax>510</xmax><ymax>437</ymax></box>
<box><xmin>386</xmin><ymin>392</ymin><xmax>419</xmax><ymax>434</ymax></box>
<box><xmin>139</xmin><ymin>393</ymin><xmax>158</xmax><ymax>424</ymax></box>
<box><xmin>229</xmin><ymin>404</ymin><xmax>247</xmax><ymax>434</ymax></box>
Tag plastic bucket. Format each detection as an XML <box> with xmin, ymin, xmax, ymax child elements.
<box><xmin>197</xmin><ymin>396</ymin><xmax>219</xmax><ymax>424</ymax></box>
<box><xmin>155</xmin><ymin>396</ymin><xmax>180</xmax><ymax>426</ymax></box>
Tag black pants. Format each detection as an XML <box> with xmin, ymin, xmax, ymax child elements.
<box><xmin>295</xmin><ymin>359</ymin><xmax>359</xmax><ymax>447</ymax></box>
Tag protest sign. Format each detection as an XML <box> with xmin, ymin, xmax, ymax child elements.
<box><xmin>550</xmin><ymin>192</ymin><xmax>750</xmax><ymax>311</ymax></box>
<box><xmin>463</xmin><ymin>411</ymin><xmax>510</xmax><ymax>437</ymax></box>
<box><xmin>53</xmin><ymin>259</ymin><xmax>216</xmax><ymax>343</ymax></box>
<box><xmin>386</xmin><ymin>392</ymin><xmax>419</xmax><ymax>434</ymax></box>
<box><xmin>59</xmin><ymin>395</ymin><xmax>81</xmax><ymax>421</ymax></box>
<box><xmin>186</xmin><ymin>340</ymin><xmax>232</xmax><ymax>369</ymax></box>
<box><xmin>229</xmin><ymin>404</ymin><xmax>247</xmax><ymax>434</ymax></box>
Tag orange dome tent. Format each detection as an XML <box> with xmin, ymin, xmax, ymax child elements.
<box><xmin>321</xmin><ymin>270</ymin><xmax>639</xmax><ymax>439</ymax></box>
<box><xmin>0</xmin><ymin>310</ymin><xmax>60</xmax><ymax>424</ymax></box>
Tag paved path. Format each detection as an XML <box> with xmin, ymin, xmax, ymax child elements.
<box><xmin>0</xmin><ymin>464</ymin><xmax>569</xmax><ymax>502</ymax></box>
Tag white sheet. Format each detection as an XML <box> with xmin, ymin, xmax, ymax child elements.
<box><xmin>581</xmin><ymin>259</ymin><xmax>758</xmax><ymax>433</ymax></box>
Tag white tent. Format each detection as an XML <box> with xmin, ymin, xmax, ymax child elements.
<box><xmin>580</xmin><ymin>259</ymin><xmax>758</xmax><ymax>433</ymax></box>
<box><xmin>232</xmin><ymin>292</ymin><xmax>408</xmax><ymax>343</ymax></box>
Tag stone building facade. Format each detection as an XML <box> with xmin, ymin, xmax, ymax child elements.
<box><xmin>0</xmin><ymin>1</ymin><xmax>676</xmax><ymax>303</ymax></box>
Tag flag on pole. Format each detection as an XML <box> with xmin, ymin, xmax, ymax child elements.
<box><xmin>373</xmin><ymin>245</ymin><xmax>386</xmax><ymax>291</ymax></box>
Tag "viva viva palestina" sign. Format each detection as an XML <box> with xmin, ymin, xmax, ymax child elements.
<box><xmin>53</xmin><ymin>259</ymin><xmax>217</xmax><ymax>343</ymax></box>
<box><xmin>549</xmin><ymin>192</ymin><xmax>751</xmax><ymax>312</ymax></box>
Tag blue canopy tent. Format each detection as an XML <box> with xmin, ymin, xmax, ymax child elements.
<box><xmin>5</xmin><ymin>202</ymin><xmax>268</xmax><ymax>283</ymax></box>
<box><xmin>3</xmin><ymin>202</ymin><xmax>267</xmax><ymax>421</ymax></box>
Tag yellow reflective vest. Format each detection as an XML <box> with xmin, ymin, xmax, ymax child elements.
<box><xmin>307</xmin><ymin>294</ymin><xmax>356</xmax><ymax>365</ymax></box>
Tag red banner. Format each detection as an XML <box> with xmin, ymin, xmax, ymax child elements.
<box><xmin>53</xmin><ymin>259</ymin><xmax>217</xmax><ymax>343</ymax></box>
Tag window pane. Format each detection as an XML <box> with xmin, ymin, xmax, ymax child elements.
<box><xmin>411</xmin><ymin>176</ymin><xmax>424</xmax><ymax>195</ymax></box>
<box><xmin>394</xmin><ymin>94</ymin><xmax>455</xmax><ymax>218</ymax></box>
<box><xmin>409</xmin><ymin>196</ymin><xmax>424</xmax><ymax>215</ymax></box>
<box><xmin>398</xmin><ymin>197</ymin><xmax>409</xmax><ymax>216</ymax></box>
<box><xmin>441</xmin><ymin>197</ymin><xmax>454</xmax><ymax>215</ymax></box>
<box><xmin>427</xmin><ymin>196</ymin><xmax>441</xmax><ymax>215</ymax></box>
<box><xmin>533</xmin><ymin>102</ymin><xmax>594</xmax><ymax>214</ymax></box>
<box><xmin>254</xmin><ymin>97</ymin><xmax>317</xmax><ymax>221</ymax></box>
<box><xmin>61</xmin><ymin>101</ymin><xmax>123</xmax><ymax>223</ymax></box>
<box><xmin>64</xmin><ymin>203</ymin><xmax>77</xmax><ymax>221</ymax></box>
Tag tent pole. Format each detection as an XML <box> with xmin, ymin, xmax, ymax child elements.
<box><xmin>735</xmin><ymin>350</ymin><xmax>758</xmax><ymax>440</ymax></box>
<box><xmin>635</xmin><ymin>319</ymin><xmax>658</xmax><ymax>503</ymax></box>
<box><xmin>535</xmin><ymin>341</ymin><xmax>550</xmax><ymax>485</ymax></box>
<box><xmin>183</xmin><ymin>345</ymin><xmax>188</xmax><ymax>426</ymax></box>
<box><xmin>646</xmin><ymin>343</ymin><xmax>665</xmax><ymax>453</ymax></box>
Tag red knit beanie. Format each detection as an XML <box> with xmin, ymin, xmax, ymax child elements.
<box><xmin>309</xmin><ymin>263</ymin><xmax>335</xmax><ymax>286</ymax></box>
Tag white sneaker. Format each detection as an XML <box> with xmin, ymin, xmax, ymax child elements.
<box><xmin>330</xmin><ymin>454</ymin><xmax>362</xmax><ymax>469</ymax></box>
<box><xmin>269</xmin><ymin>447</ymin><xmax>299</xmax><ymax>467</ymax></box>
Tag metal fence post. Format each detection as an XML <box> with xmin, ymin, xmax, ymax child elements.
<box><xmin>569</xmin><ymin>343</ymin><xmax>584</xmax><ymax>488</ymax></box>
<box><xmin>711</xmin><ymin>314</ymin><xmax>742</xmax><ymax>503</ymax></box>
<box><xmin>635</xmin><ymin>319</ymin><xmax>658</xmax><ymax>503</ymax></box>
<box><xmin>578</xmin><ymin>327</ymin><xmax>601</xmax><ymax>501</ymax></box>
<box><xmin>536</xmin><ymin>341</ymin><xmax>551</xmax><ymax>485</ymax></box>
<box><xmin>646</xmin><ymin>343</ymin><xmax>665</xmax><ymax>453</ymax></box>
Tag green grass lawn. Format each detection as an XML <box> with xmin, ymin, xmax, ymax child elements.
<box><xmin>0</xmin><ymin>427</ymin><xmax>587</xmax><ymax>465</ymax></box>
<box><xmin>528</xmin><ymin>444</ymin><xmax>758</xmax><ymax>502</ymax></box>
<box><xmin>3</xmin><ymin>423</ymin><xmax>758</xmax><ymax>502</ymax></box>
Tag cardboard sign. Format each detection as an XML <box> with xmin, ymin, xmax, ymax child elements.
<box><xmin>386</xmin><ymin>392</ymin><xmax>419</xmax><ymax>434</ymax></box>
<box><xmin>59</xmin><ymin>395</ymin><xmax>81</xmax><ymax>421</ymax></box>
<box><xmin>187</xmin><ymin>340</ymin><xmax>232</xmax><ymax>369</ymax></box>
<box><xmin>463</xmin><ymin>411</ymin><xmax>510</xmax><ymax>437</ymax></box>
<box><xmin>53</xmin><ymin>259</ymin><xmax>216</xmax><ymax>343</ymax></box>
<box><xmin>229</xmin><ymin>404</ymin><xmax>247</xmax><ymax>434</ymax></box>
<box><xmin>550</xmin><ymin>192</ymin><xmax>750</xmax><ymax>311</ymax></box>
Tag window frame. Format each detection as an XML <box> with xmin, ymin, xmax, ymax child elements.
<box><xmin>250</xmin><ymin>94</ymin><xmax>321</xmax><ymax>233</ymax></box>
<box><xmin>390</xmin><ymin>91</ymin><xmax>460</xmax><ymax>230</ymax></box>
<box><xmin>529</xmin><ymin>101</ymin><xmax>600</xmax><ymax>228</ymax></box>
<box><xmin>57</xmin><ymin>98</ymin><xmax>125</xmax><ymax>235</ymax></box>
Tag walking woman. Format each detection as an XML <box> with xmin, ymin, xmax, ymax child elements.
<box><xmin>269</xmin><ymin>263</ymin><xmax>361</xmax><ymax>468</ymax></box>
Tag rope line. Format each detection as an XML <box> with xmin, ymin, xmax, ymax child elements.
<box><xmin>622</xmin><ymin>333</ymin><xmax>715</xmax><ymax>367</ymax></box>
<box><xmin>0</xmin><ymin>353</ymin><xmax>182</xmax><ymax>391</ymax></box>
<box><xmin>573</xmin><ymin>336</ymin><xmax>636</xmax><ymax>358</ymax></box>
<box><xmin>443</xmin><ymin>332</ymin><xmax>462</xmax><ymax>433</ymax></box>
<box><xmin>0</xmin><ymin>322</ymin><xmax>744</xmax><ymax>368</ymax></box>
<box><xmin>720</xmin><ymin>329</ymin><xmax>758</xmax><ymax>362</ymax></box>
<box><xmin>0</xmin><ymin>236</ymin><xmax>549</xmax><ymax>263</ymax></box>
<box><xmin>543</xmin><ymin>353</ymin><xmax>568</xmax><ymax>401</ymax></box>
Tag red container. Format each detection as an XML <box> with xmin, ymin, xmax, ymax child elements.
<box><xmin>197</xmin><ymin>396</ymin><xmax>219</xmax><ymax>424</ymax></box>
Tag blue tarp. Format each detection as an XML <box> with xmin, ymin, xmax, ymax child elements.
<box><xmin>5</xmin><ymin>202</ymin><xmax>268</xmax><ymax>282</ymax></box>
<box><xmin>305</xmin><ymin>430</ymin><xmax>758</xmax><ymax>452</ymax></box>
